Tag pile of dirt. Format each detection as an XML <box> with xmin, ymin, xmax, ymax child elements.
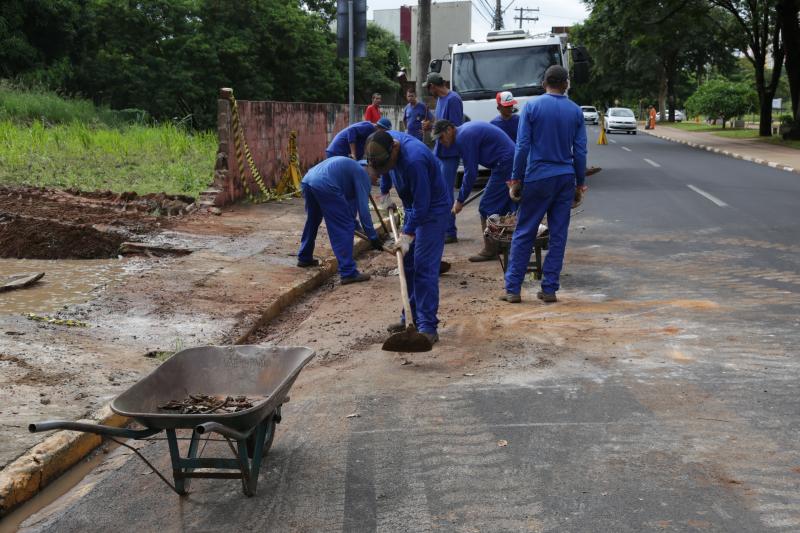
<box><xmin>0</xmin><ymin>185</ymin><xmax>198</xmax><ymax>259</ymax></box>
<box><xmin>0</xmin><ymin>213</ymin><xmax>125</xmax><ymax>259</ymax></box>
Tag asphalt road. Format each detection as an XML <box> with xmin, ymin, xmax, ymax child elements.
<box><xmin>18</xmin><ymin>127</ymin><xmax>800</xmax><ymax>532</ymax></box>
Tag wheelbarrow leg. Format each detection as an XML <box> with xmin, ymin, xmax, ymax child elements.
<box><xmin>235</xmin><ymin>438</ymin><xmax>254</xmax><ymax>497</ymax></box>
<box><xmin>166</xmin><ymin>429</ymin><xmax>188</xmax><ymax>495</ymax></box>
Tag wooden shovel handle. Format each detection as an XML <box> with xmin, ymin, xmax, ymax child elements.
<box><xmin>387</xmin><ymin>206</ymin><xmax>415</xmax><ymax>329</ymax></box>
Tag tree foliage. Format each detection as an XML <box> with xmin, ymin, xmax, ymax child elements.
<box><xmin>0</xmin><ymin>0</ymin><xmax>404</xmax><ymax>128</ymax></box>
<box><xmin>684</xmin><ymin>78</ymin><xmax>756</xmax><ymax>127</ymax></box>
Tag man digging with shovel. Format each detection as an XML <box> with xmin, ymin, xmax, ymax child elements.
<box><xmin>365</xmin><ymin>130</ymin><xmax>450</xmax><ymax>347</ymax></box>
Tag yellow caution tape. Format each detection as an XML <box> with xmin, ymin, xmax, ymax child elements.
<box><xmin>25</xmin><ymin>313</ymin><xmax>88</xmax><ymax>327</ymax></box>
<box><xmin>227</xmin><ymin>91</ymin><xmax>302</xmax><ymax>203</ymax></box>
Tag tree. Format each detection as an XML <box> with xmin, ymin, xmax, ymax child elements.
<box><xmin>352</xmin><ymin>24</ymin><xmax>404</xmax><ymax>103</ymax></box>
<box><xmin>708</xmin><ymin>0</ymin><xmax>784</xmax><ymax>136</ymax></box>
<box><xmin>777</xmin><ymin>0</ymin><xmax>800</xmax><ymax>138</ymax></box>
<box><xmin>684</xmin><ymin>78</ymin><xmax>756</xmax><ymax>127</ymax></box>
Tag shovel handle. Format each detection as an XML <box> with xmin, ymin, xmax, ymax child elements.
<box><xmin>387</xmin><ymin>206</ymin><xmax>415</xmax><ymax>330</ymax></box>
<box><xmin>369</xmin><ymin>195</ymin><xmax>390</xmax><ymax>235</ymax></box>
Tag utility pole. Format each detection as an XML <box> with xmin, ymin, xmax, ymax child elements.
<box><xmin>514</xmin><ymin>6</ymin><xmax>539</xmax><ymax>29</ymax></box>
<box><xmin>348</xmin><ymin>0</ymin><xmax>355</xmax><ymax>123</ymax></box>
<box><xmin>416</xmin><ymin>0</ymin><xmax>431</xmax><ymax>99</ymax></box>
<box><xmin>494</xmin><ymin>0</ymin><xmax>504</xmax><ymax>30</ymax></box>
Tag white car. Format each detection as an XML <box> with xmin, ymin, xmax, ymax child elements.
<box><xmin>604</xmin><ymin>107</ymin><xmax>637</xmax><ymax>134</ymax></box>
<box><xmin>581</xmin><ymin>105</ymin><xmax>599</xmax><ymax>124</ymax></box>
<box><xmin>656</xmin><ymin>110</ymin><xmax>685</xmax><ymax>122</ymax></box>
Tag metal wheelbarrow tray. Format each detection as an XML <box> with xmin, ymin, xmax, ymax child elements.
<box><xmin>30</xmin><ymin>345</ymin><xmax>315</xmax><ymax>496</ymax></box>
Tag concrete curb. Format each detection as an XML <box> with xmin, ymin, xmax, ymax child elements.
<box><xmin>0</xmin><ymin>221</ymin><xmax>385</xmax><ymax>517</ymax></box>
<box><xmin>0</xmin><ymin>406</ymin><xmax>126</xmax><ymax>516</ymax></box>
<box><xmin>643</xmin><ymin>129</ymin><xmax>798</xmax><ymax>175</ymax></box>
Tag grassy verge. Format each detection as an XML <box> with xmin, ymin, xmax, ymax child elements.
<box><xmin>0</xmin><ymin>120</ymin><xmax>216</xmax><ymax>196</ymax></box>
<box><xmin>661</xmin><ymin>122</ymin><xmax>800</xmax><ymax>151</ymax></box>
<box><xmin>0</xmin><ymin>86</ymin><xmax>216</xmax><ymax>197</ymax></box>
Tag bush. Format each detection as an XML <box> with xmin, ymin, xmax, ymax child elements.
<box><xmin>685</xmin><ymin>79</ymin><xmax>756</xmax><ymax>128</ymax></box>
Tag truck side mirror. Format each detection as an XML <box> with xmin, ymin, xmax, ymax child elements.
<box><xmin>570</xmin><ymin>46</ymin><xmax>590</xmax><ymax>84</ymax></box>
<box><xmin>429</xmin><ymin>59</ymin><xmax>443</xmax><ymax>73</ymax></box>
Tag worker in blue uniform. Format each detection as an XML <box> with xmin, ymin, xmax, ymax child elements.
<box><xmin>297</xmin><ymin>157</ymin><xmax>384</xmax><ymax>284</ymax></box>
<box><xmin>422</xmin><ymin>72</ymin><xmax>462</xmax><ymax>243</ymax></box>
<box><xmin>325</xmin><ymin>118</ymin><xmax>391</xmax><ymax>160</ymax></box>
<box><xmin>364</xmin><ymin>130</ymin><xmax>450</xmax><ymax>344</ymax></box>
<box><xmin>490</xmin><ymin>91</ymin><xmax>520</xmax><ymax>142</ymax></box>
<box><xmin>502</xmin><ymin>65</ymin><xmax>587</xmax><ymax>304</ymax></box>
<box><xmin>433</xmin><ymin>119</ymin><xmax>516</xmax><ymax>262</ymax></box>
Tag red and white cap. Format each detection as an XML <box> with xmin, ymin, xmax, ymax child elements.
<box><xmin>496</xmin><ymin>91</ymin><xmax>517</xmax><ymax>107</ymax></box>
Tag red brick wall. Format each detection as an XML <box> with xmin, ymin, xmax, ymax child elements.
<box><xmin>212</xmin><ymin>93</ymin><xmax>404</xmax><ymax>206</ymax></box>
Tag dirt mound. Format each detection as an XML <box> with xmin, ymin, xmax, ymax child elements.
<box><xmin>0</xmin><ymin>213</ymin><xmax>125</xmax><ymax>259</ymax></box>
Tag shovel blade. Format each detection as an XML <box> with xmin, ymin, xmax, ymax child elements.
<box><xmin>381</xmin><ymin>325</ymin><xmax>432</xmax><ymax>353</ymax></box>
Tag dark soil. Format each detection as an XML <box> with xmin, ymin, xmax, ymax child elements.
<box><xmin>0</xmin><ymin>185</ymin><xmax>195</xmax><ymax>259</ymax></box>
<box><xmin>0</xmin><ymin>213</ymin><xmax>125</xmax><ymax>259</ymax></box>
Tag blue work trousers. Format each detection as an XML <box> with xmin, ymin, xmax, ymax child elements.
<box><xmin>479</xmin><ymin>161</ymin><xmax>517</xmax><ymax>218</ymax></box>
<box><xmin>504</xmin><ymin>173</ymin><xmax>574</xmax><ymax>295</ymax></box>
<box><xmin>298</xmin><ymin>183</ymin><xmax>359</xmax><ymax>279</ymax></box>
<box><xmin>401</xmin><ymin>214</ymin><xmax>447</xmax><ymax>334</ymax></box>
<box><xmin>438</xmin><ymin>157</ymin><xmax>459</xmax><ymax>238</ymax></box>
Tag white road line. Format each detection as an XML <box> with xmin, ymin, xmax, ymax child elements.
<box><xmin>687</xmin><ymin>184</ymin><xmax>729</xmax><ymax>207</ymax></box>
<box><xmin>644</xmin><ymin>158</ymin><xmax>660</xmax><ymax>167</ymax></box>
<box><xmin>621</xmin><ymin>146</ymin><xmax>632</xmax><ymax>152</ymax></box>
<box><xmin>608</xmin><ymin>138</ymin><xmax>617</xmax><ymax>144</ymax></box>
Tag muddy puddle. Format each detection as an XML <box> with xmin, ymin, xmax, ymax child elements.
<box><xmin>0</xmin><ymin>258</ymin><xmax>139</xmax><ymax>315</ymax></box>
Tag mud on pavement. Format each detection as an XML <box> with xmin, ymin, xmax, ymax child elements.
<box><xmin>0</xmin><ymin>191</ymin><xmax>344</xmax><ymax>489</ymax></box>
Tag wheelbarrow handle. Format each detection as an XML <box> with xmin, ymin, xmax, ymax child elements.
<box><xmin>29</xmin><ymin>420</ymin><xmax>160</xmax><ymax>439</ymax></box>
<box><xmin>195</xmin><ymin>421</ymin><xmax>253</xmax><ymax>440</ymax></box>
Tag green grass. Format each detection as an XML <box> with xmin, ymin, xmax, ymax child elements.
<box><xmin>661</xmin><ymin>122</ymin><xmax>800</xmax><ymax>151</ymax></box>
<box><xmin>0</xmin><ymin>120</ymin><xmax>216</xmax><ymax>196</ymax></box>
<box><xmin>0</xmin><ymin>86</ymin><xmax>216</xmax><ymax>196</ymax></box>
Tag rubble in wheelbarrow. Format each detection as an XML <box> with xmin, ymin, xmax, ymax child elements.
<box><xmin>158</xmin><ymin>394</ymin><xmax>264</xmax><ymax>414</ymax></box>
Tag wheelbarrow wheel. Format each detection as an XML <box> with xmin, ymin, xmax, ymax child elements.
<box><xmin>246</xmin><ymin>410</ymin><xmax>278</xmax><ymax>458</ymax></box>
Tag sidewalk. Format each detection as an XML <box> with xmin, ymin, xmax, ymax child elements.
<box><xmin>644</xmin><ymin>125</ymin><xmax>799</xmax><ymax>174</ymax></box>
<box><xmin>0</xmin><ymin>197</ymin><xmax>381</xmax><ymax>516</ymax></box>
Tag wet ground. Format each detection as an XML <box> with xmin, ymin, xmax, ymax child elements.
<box><xmin>0</xmin><ymin>195</ymin><xmax>336</xmax><ymax>471</ymax></box>
<box><xmin>10</xmin><ymin>128</ymin><xmax>800</xmax><ymax>531</ymax></box>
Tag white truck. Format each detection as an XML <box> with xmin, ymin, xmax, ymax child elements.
<box><xmin>429</xmin><ymin>29</ymin><xmax>590</xmax><ymax>123</ymax></box>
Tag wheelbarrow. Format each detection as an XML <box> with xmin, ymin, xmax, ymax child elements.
<box><xmin>485</xmin><ymin>213</ymin><xmax>549</xmax><ymax>280</ymax></box>
<box><xmin>30</xmin><ymin>345</ymin><xmax>314</xmax><ymax>497</ymax></box>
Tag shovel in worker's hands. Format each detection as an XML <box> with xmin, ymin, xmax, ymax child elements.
<box><xmin>382</xmin><ymin>204</ymin><xmax>432</xmax><ymax>353</ymax></box>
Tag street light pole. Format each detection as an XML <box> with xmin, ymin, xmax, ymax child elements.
<box><xmin>348</xmin><ymin>0</ymin><xmax>355</xmax><ymax>124</ymax></box>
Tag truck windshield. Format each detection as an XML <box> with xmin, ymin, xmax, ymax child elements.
<box><xmin>452</xmin><ymin>45</ymin><xmax>562</xmax><ymax>100</ymax></box>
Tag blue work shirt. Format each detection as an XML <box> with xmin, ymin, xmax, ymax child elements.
<box><xmin>302</xmin><ymin>157</ymin><xmax>378</xmax><ymax>240</ymax></box>
<box><xmin>388</xmin><ymin>131</ymin><xmax>450</xmax><ymax>235</ymax></box>
<box><xmin>403</xmin><ymin>102</ymin><xmax>431</xmax><ymax>140</ymax></box>
<box><xmin>453</xmin><ymin>121</ymin><xmax>514</xmax><ymax>203</ymax></box>
<box><xmin>433</xmin><ymin>90</ymin><xmax>463</xmax><ymax>159</ymax></box>
<box><xmin>513</xmin><ymin>93</ymin><xmax>587</xmax><ymax>185</ymax></box>
<box><xmin>490</xmin><ymin>113</ymin><xmax>520</xmax><ymax>143</ymax></box>
<box><xmin>326</xmin><ymin>121</ymin><xmax>376</xmax><ymax>160</ymax></box>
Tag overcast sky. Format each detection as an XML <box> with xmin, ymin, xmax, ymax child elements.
<box><xmin>367</xmin><ymin>0</ymin><xmax>590</xmax><ymax>41</ymax></box>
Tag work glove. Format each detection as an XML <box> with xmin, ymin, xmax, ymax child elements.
<box><xmin>370</xmin><ymin>238</ymin><xmax>384</xmax><ymax>251</ymax></box>
<box><xmin>392</xmin><ymin>233</ymin><xmax>414</xmax><ymax>255</ymax></box>
<box><xmin>508</xmin><ymin>180</ymin><xmax>522</xmax><ymax>202</ymax></box>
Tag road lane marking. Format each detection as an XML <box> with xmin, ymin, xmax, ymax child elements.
<box><xmin>621</xmin><ymin>146</ymin><xmax>632</xmax><ymax>152</ymax></box>
<box><xmin>644</xmin><ymin>158</ymin><xmax>660</xmax><ymax>167</ymax></box>
<box><xmin>608</xmin><ymin>138</ymin><xmax>617</xmax><ymax>144</ymax></box>
<box><xmin>688</xmin><ymin>184</ymin><xmax>729</xmax><ymax>207</ymax></box>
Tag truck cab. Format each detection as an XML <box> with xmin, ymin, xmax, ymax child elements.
<box><xmin>431</xmin><ymin>29</ymin><xmax>589</xmax><ymax>123</ymax></box>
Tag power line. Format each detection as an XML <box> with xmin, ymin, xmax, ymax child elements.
<box><xmin>471</xmin><ymin>1</ymin><xmax>494</xmax><ymax>26</ymax></box>
<box><xmin>513</xmin><ymin>6</ymin><xmax>539</xmax><ymax>29</ymax></box>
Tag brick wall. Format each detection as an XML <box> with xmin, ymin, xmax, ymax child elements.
<box><xmin>209</xmin><ymin>89</ymin><xmax>406</xmax><ymax>206</ymax></box>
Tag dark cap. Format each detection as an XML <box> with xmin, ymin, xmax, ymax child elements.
<box><xmin>544</xmin><ymin>65</ymin><xmax>569</xmax><ymax>87</ymax></box>
<box><xmin>431</xmin><ymin>119</ymin><xmax>455</xmax><ymax>139</ymax></box>
<box><xmin>364</xmin><ymin>131</ymin><xmax>394</xmax><ymax>168</ymax></box>
<box><xmin>423</xmin><ymin>72</ymin><xmax>445</xmax><ymax>87</ymax></box>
